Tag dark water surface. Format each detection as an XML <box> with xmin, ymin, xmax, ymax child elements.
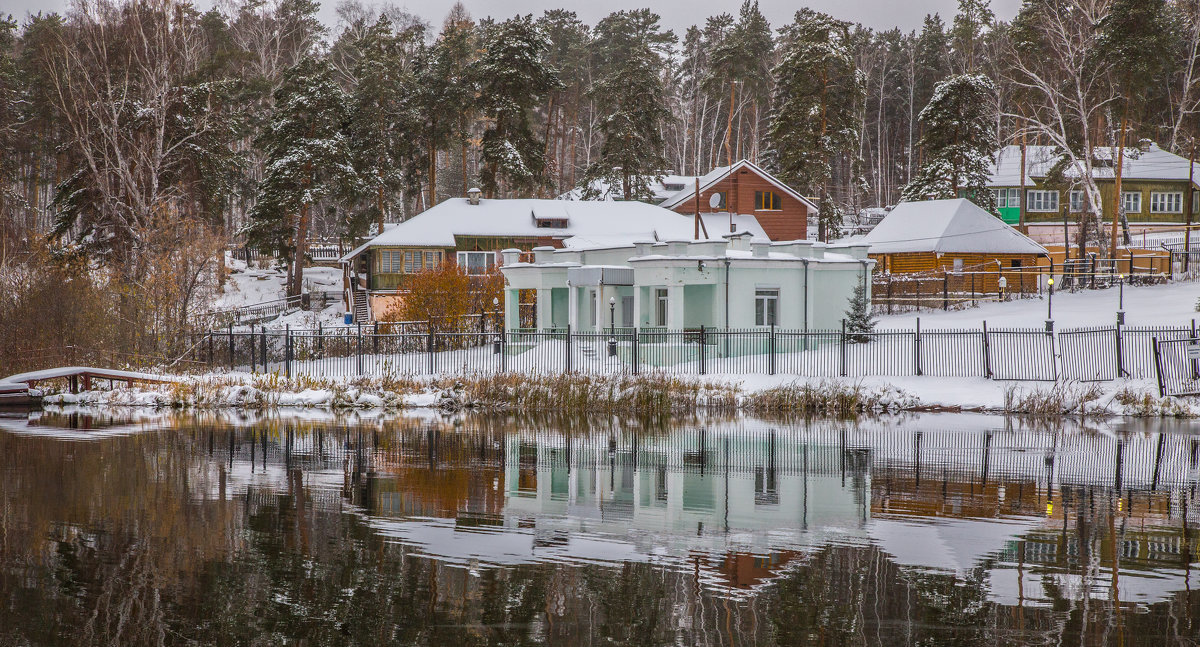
<box><xmin>1</xmin><ymin>408</ymin><xmax>1198</xmax><ymax>646</ymax></box>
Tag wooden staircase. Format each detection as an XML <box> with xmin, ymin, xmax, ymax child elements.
<box><xmin>353</xmin><ymin>292</ymin><xmax>370</xmax><ymax>324</ymax></box>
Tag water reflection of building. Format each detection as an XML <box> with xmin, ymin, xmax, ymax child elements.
<box><xmin>133</xmin><ymin>414</ymin><xmax>1200</xmax><ymax>602</ymax></box>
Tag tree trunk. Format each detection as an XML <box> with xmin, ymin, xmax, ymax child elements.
<box><xmin>290</xmin><ymin>202</ymin><xmax>310</xmax><ymax>298</ymax></box>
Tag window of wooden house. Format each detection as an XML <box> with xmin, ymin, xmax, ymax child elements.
<box><xmin>1122</xmin><ymin>191</ymin><xmax>1142</xmax><ymax>214</ymax></box>
<box><xmin>1150</xmin><ymin>192</ymin><xmax>1183</xmax><ymax>214</ymax></box>
<box><xmin>1026</xmin><ymin>190</ymin><xmax>1058</xmax><ymax>212</ymax></box>
<box><xmin>457</xmin><ymin>251</ymin><xmax>496</xmax><ymax>275</ymax></box>
<box><xmin>377</xmin><ymin>250</ymin><xmax>405</xmax><ymax>273</ymax></box>
<box><xmin>1069</xmin><ymin>191</ymin><xmax>1084</xmax><ymax>213</ymax></box>
<box><xmin>1011</xmin><ymin>259</ymin><xmax>1022</xmax><ymax>268</ymax></box>
<box><xmin>755</xmin><ymin>191</ymin><xmax>781</xmax><ymax>211</ymax></box>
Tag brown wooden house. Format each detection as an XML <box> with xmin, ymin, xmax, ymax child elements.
<box><xmin>657</xmin><ymin>160</ymin><xmax>818</xmax><ymax>241</ymax></box>
<box><xmin>861</xmin><ymin>199</ymin><xmax>1049</xmax><ymax>293</ymax></box>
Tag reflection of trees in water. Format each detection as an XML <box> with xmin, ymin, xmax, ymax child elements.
<box><xmin>0</xmin><ymin>420</ymin><xmax>1198</xmax><ymax>645</ymax></box>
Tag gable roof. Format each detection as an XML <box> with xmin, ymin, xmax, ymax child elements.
<box><xmin>861</xmin><ymin>199</ymin><xmax>1048</xmax><ymax>256</ymax></box>
<box><xmin>340</xmin><ymin>198</ymin><xmax>760</xmax><ymax>261</ymax></box>
<box><xmin>989</xmin><ymin>143</ymin><xmax>1200</xmax><ymax>186</ymax></box>
<box><xmin>657</xmin><ymin>159</ymin><xmax>820</xmax><ymax>213</ymax></box>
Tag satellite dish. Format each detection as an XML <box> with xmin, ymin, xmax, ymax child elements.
<box><xmin>708</xmin><ymin>193</ymin><xmax>723</xmax><ymax>209</ymax></box>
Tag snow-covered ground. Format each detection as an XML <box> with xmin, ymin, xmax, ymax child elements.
<box><xmin>877</xmin><ymin>278</ymin><xmax>1200</xmax><ymax>329</ymax></box>
<box><xmin>214</xmin><ymin>254</ymin><xmax>348</xmax><ymax>328</ymax></box>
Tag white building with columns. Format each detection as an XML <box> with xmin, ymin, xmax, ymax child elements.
<box><xmin>499</xmin><ymin>234</ymin><xmax>873</xmax><ymax>332</ymax></box>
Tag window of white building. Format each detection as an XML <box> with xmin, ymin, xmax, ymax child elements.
<box><xmin>755</xmin><ymin>289</ymin><xmax>779</xmax><ymax>326</ymax></box>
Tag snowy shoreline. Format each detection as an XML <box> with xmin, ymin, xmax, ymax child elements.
<box><xmin>31</xmin><ymin>371</ymin><xmax>1200</xmax><ymax>418</ymax></box>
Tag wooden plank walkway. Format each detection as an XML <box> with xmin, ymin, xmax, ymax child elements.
<box><xmin>2</xmin><ymin>367</ymin><xmax>179</xmax><ymax>394</ymax></box>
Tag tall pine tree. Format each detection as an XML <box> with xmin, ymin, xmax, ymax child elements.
<box><xmin>348</xmin><ymin>16</ymin><xmax>422</xmax><ymax>234</ymax></box>
<box><xmin>582</xmin><ymin>10</ymin><xmax>675</xmax><ymax>202</ymax></box>
<box><xmin>766</xmin><ymin>9</ymin><xmax>864</xmax><ymax>241</ymax></box>
<box><xmin>900</xmin><ymin>73</ymin><xmax>997</xmax><ymax>211</ymax></box>
<box><xmin>246</xmin><ymin>56</ymin><xmax>355</xmax><ymax>297</ymax></box>
<box><xmin>475</xmin><ymin>15</ymin><xmax>561</xmax><ymax>197</ymax></box>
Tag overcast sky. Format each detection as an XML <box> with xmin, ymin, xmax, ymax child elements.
<box><xmin>2</xmin><ymin>0</ymin><xmax>1022</xmax><ymax>34</ymax></box>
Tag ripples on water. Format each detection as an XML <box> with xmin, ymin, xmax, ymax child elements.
<box><xmin>0</xmin><ymin>407</ymin><xmax>1198</xmax><ymax>645</ymax></box>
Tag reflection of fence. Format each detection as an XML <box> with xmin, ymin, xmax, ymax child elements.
<box><xmin>196</xmin><ymin>320</ymin><xmax>1197</xmax><ymax>383</ymax></box>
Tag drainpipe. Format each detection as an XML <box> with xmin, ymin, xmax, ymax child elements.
<box><xmin>724</xmin><ymin>257</ymin><xmax>731</xmax><ymax>330</ymax></box>
<box><xmin>801</xmin><ymin>258</ymin><xmax>810</xmax><ymax>333</ymax></box>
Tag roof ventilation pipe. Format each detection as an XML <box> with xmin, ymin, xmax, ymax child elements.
<box><xmin>467</xmin><ymin>187</ymin><xmax>482</xmax><ymax>205</ymax></box>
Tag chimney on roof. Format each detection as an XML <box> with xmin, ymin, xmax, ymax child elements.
<box><xmin>467</xmin><ymin>187</ymin><xmax>482</xmax><ymax>205</ymax></box>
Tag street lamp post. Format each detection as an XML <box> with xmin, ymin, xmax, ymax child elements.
<box><xmin>607</xmin><ymin>296</ymin><xmax>617</xmax><ymax>357</ymax></box>
<box><xmin>492</xmin><ymin>296</ymin><xmax>502</xmax><ymax>354</ymax></box>
<box><xmin>1116</xmin><ymin>274</ymin><xmax>1125</xmax><ymax>325</ymax></box>
<box><xmin>1046</xmin><ymin>276</ymin><xmax>1054</xmax><ymax>333</ymax></box>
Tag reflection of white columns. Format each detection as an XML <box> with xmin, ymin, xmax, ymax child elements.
<box><xmin>504</xmin><ymin>288</ymin><xmax>519</xmax><ymax>330</ymax></box>
<box><xmin>536</xmin><ymin>288</ymin><xmax>551</xmax><ymax>330</ymax></box>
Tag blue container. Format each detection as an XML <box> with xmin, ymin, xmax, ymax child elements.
<box><xmin>344</xmin><ymin>313</ymin><xmax>353</xmax><ymax>325</ymax></box>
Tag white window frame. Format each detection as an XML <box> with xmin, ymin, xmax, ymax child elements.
<box><xmin>1026</xmin><ymin>190</ymin><xmax>1059</xmax><ymax>213</ymax></box>
<box><xmin>754</xmin><ymin>288</ymin><xmax>779</xmax><ymax>327</ymax></box>
<box><xmin>654</xmin><ymin>288</ymin><xmax>669</xmax><ymax>327</ymax></box>
<box><xmin>456</xmin><ymin>250</ymin><xmax>496</xmax><ymax>275</ymax></box>
<box><xmin>1122</xmin><ymin>191</ymin><xmax>1141</xmax><ymax>214</ymax></box>
<box><xmin>1150</xmin><ymin>191</ymin><xmax>1183</xmax><ymax>214</ymax></box>
<box><xmin>992</xmin><ymin>187</ymin><xmax>1019</xmax><ymax>209</ymax></box>
<box><xmin>1069</xmin><ymin>190</ymin><xmax>1084</xmax><ymax>213</ymax></box>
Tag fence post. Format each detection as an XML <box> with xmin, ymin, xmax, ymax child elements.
<box><xmin>769</xmin><ymin>323</ymin><xmax>776</xmax><ymax>376</ymax></box>
<box><xmin>357</xmin><ymin>324</ymin><xmax>363</xmax><ymax>376</ymax></box>
<box><xmin>317</xmin><ymin>322</ymin><xmax>323</xmax><ymax>354</ymax></box>
<box><xmin>699</xmin><ymin>326</ymin><xmax>707</xmax><ymax>375</ymax></box>
<box><xmin>981</xmin><ymin>320</ymin><xmax>992</xmax><ymax>378</ymax></box>
<box><xmin>250</xmin><ymin>325</ymin><xmax>257</xmax><ymax>373</ymax></box>
<box><xmin>373</xmin><ymin>321</ymin><xmax>379</xmax><ymax>355</ymax></box>
<box><xmin>1115</xmin><ymin>318</ymin><xmax>1125</xmax><ymax>377</ymax></box>
<box><xmin>840</xmin><ymin>318</ymin><xmax>848</xmax><ymax>377</ymax></box>
<box><xmin>285</xmin><ymin>324</ymin><xmax>292</xmax><ymax>379</ymax></box>
<box><xmin>1152</xmin><ymin>337</ymin><xmax>1166</xmax><ymax>397</ymax></box>
<box><xmin>942</xmin><ymin>272</ymin><xmax>949</xmax><ymax>311</ymax></box>
<box><xmin>261</xmin><ymin>327</ymin><xmax>267</xmax><ymax>371</ymax></box>
<box><xmin>565</xmin><ymin>324</ymin><xmax>572</xmax><ymax>372</ymax></box>
<box><xmin>427</xmin><ymin>322</ymin><xmax>435</xmax><ymax>375</ymax></box>
<box><xmin>228</xmin><ymin>323</ymin><xmax>234</xmax><ymax>371</ymax></box>
<box><xmin>632</xmin><ymin>327</ymin><xmax>639</xmax><ymax>375</ymax></box>
<box><xmin>914</xmin><ymin>317</ymin><xmax>922</xmax><ymax>376</ymax></box>
<box><xmin>207</xmin><ymin>331</ymin><xmax>213</xmax><ymax>369</ymax></box>
<box><xmin>1192</xmin><ymin>320</ymin><xmax>1199</xmax><ymax>381</ymax></box>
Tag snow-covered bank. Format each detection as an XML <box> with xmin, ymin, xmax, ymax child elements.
<box><xmin>876</xmin><ymin>278</ymin><xmax>1200</xmax><ymax>329</ymax></box>
<box><xmin>32</xmin><ymin>371</ymin><xmax>1200</xmax><ymax>418</ymax></box>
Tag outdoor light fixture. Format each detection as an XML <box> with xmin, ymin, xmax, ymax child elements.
<box><xmin>608</xmin><ymin>296</ymin><xmax>618</xmax><ymax>357</ymax></box>
<box><xmin>1046</xmin><ymin>276</ymin><xmax>1054</xmax><ymax>333</ymax></box>
<box><xmin>698</xmin><ymin>259</ymin><xmax>706</xmax><ymax>271</ymax></box>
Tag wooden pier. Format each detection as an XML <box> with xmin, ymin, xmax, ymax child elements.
<box><xmin>1</xmin><ymin>366</ymin><xmax>178</xmax><ymax>398</ymax></box>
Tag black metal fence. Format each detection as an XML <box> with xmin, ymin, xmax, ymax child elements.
<box><xmin>1152</xmin><ymin>336</ymin><xmax>1200</xmax><ymax>397</ymax></box>
<box><xmin>193</xmin><ymin>320</ymin><xmax>1197</xmax><ymax>383</ymax></box>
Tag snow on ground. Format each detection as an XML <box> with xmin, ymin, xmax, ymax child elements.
<box><xmin>876</xmin><ymin>279</ymin><xmax>1200</xmax><ymax>329</ymax></box>
<box><xmin>214</xmin><ymin>253</ymin><xmax>343</xmax><ymax>311</ymax></box>
<box><xmin>214</xmin><ymin>253</ymin><xmax>349</xmax><ymax>329</ymax></box>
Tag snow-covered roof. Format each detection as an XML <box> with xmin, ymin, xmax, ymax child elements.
<box><xmin>341</xmin><ymin>198</ymin><xmax>715</xmax><ymax>261</ymax></box>
<box><xmin>558</xmin><ymin>172</ymin><xmax>708</xmax><ymax>203</ymax></box>
<box><xmin>861</xmin><ymin>199</ymin><xmax>1048</xmax><ymax>256</ymax></box>
<box><xmin>657</xmin><ymin>159</ymin><xmax>820</xmax><ymax>213</ymax></box>
<box><xmin>989</xmin><ymin>143</ymin><xmax>1200</xmax><ymax>186</ymax></box>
